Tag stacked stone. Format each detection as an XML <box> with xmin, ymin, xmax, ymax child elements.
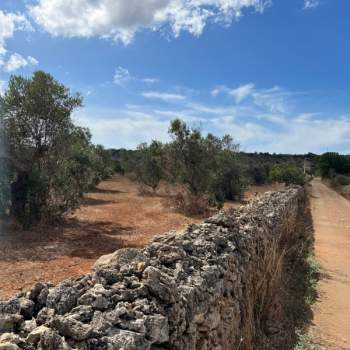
<box><xmin>0</xmin><ymin>187</ymin><xmax>304</xmax><ymax>350</ymax></box>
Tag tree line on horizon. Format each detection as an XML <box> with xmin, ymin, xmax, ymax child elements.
<box><xmin>0</xmin><ymin>70</ymin><xmax>348</xmax><ymax>228</ymax></box>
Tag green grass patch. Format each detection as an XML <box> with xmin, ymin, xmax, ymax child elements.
<box><xmin>304</xmin><ymin>255</ymin><xmax>321</xmax><ymax>305</ymax></box>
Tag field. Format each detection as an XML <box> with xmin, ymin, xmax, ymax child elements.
<box><xmin>0</xmin><ymin>175</ymin><xmax>283</xmax><ymax>299</ymax></box>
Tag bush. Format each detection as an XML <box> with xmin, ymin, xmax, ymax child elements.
<box><xmin>269</xmin><ymin>164</ymin><xmax>305</xmax><ymax>186</ymax></box>
<box><xmin>334</xmin><ymin>174</ymin><xmax>350</xmax><ymax>186</ymax></box>
<box><xmin>164</xmin><ymin>189</ymin><xmax>210</xmax><ymax>216</ymax></box>
<box><xmin>0</xmin><ymin>71</ymin><xmax>114</xmax><ymax>227</ymax></box>
<box><xmin>318</xmin><ymin>152</ymin><xmax>350</xmax><ymax>178</ymax></box>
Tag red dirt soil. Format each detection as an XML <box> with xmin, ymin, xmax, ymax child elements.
<box><xmin>0</xmin><ymin>176</ymin><xmax>282</xmax><ymax>300</ymax></box>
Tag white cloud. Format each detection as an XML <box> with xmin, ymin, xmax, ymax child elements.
<box><xmin>0</xmin><ymin>10</ymin><xmax>36</xmax><ymax>72</ymax></box>
<box><xmin>141</xmin><ymin>91</ymin><xmax>186</xmax><ymax>102</ymax></box>
<box><xmin>212</xmin><ymin>84</ymin><xmax>292</xmax><ymax>114</ymax></box>
<box><xmin>113</xmin><ymin>66</ymin><xmax>159</xmax><ymax>86</ymax></box>
<box><xmin>113</xmin><ymin>66</ymin><xmax>131</xmax><ymax>85</ymax></box>
<box><xmin>74</xmin><ymin>109</ymin><xmax>170</xmax><ymax>149</ymax></box>
<box><xmin>212</xmin><ymin>83</ymin><xmax>255</xmax><ymax>103</ymax></box>
<box><xmin>142</xmin><ymin>78</ymin><xmax>160</xmax><ymax>84</ymax></box>
<box><xmin>265</xmin><ymin>118</ymin><xmax>350</xmax><ymax>154</ymax></box>
<box><xmin>73</xmin><ymin>83</ymin><xmax>350</xmax><ymax>154</ymax></box>
<box><xmin>0</xmin><ymin>10</ymin><xmax>32</xmax><ymax>61</ymax></box>
<box><xmin>3</xmin><ymin>53</ymin><xmax>38</xmax><ymax>72</ymax></box>
<box><xmin>304</xmin><ymin>0</ymin><xmax>320</xmax><ymax>9</ymax></box>
<box><xmin>29</xmin><ymin>0</ymin><xmax>270</xmax><ymax>45</ymax></box>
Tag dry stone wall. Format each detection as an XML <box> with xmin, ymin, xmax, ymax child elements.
<box><xmin>0</xmin><ymin>187</ymin><xmax>305</xmax><ymax>350</ymax></box>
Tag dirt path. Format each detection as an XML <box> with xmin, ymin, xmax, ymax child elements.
<box><xmin>310</xmin><ymin>179</ymin><xmax>350</xmax><ymax>349</ymax></box>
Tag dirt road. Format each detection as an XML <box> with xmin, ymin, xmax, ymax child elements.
<box><xmin>310</xmin><ymin>179</ymin><xmax>350</xmax><ymax>349</ymax></box>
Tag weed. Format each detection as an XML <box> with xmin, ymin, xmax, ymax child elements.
<box><xmin>304</xmin><ymin>255</ymin><xmax>321</xmax><ymax>305</ymax></box>
<box><xmin>294</xmin><ymin>331</ymin><xmax>326</xmax><ymax>350</ymax></box>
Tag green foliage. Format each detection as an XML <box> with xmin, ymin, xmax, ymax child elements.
<box><xmin>0</xmin><ymin>71</ymin><xmax>115</xmax><ymax>227</ymax></box>
<box><xmin>318</xmin><ymin>152</ymin><xmax>350</xmax><ymax>178</ymax></box>
<box><xmin>304</xmin><ymin>256</ymin><xmax>321</xmax><ymax>305</ymax></box>
<box><xmin>269</xmin><ymin>164</ymin><xmax>305</xmax><ymax>186</ymax></box>
<box><xmin>294</xmin><ymin>331</ymin><xmax>325</xmax><ymax>350</ymax></box>
<box><xmin>120</xmin><ymin>119</ymin><xmax>243</xmax><ymax>211</ymax></box>
<box><xmin>0</xmin><ymin>159</ymin><xmax>14</xmax><ymax>217</ymax></box>
<box><xmin>240</xmin><ymin>152</ymin><xmax>317</xmax><ymax>185</ymax></box>
<box><xmin>168</xmin><ymin>119</ymin><xmax>243</xmax><ymax>208</ymax></box>
<box><xmin>168</xmin><ymin>119</ymin><xmax>212</xmax><ymax>195</ymax></box>
<box><xmin>135</xmin><ymin>141</ymin><xmax>164</xmax><ymax>191</ymax></box>
<box><xmin>209</xmin><ymin>149</ymin><xmax>245</xmax><ymax>208</ymax></box>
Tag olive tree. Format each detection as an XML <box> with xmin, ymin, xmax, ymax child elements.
<box><xmin>0</xmin><ymin>71</ymin><xmax>87</xmax><ymax>226</ymax></box>
<box><xmin>168</xmin><ymin>119</ymin><xmax>242</xmax><ymax>210</ymax></box>
<box><xmin>135</xmin><ymin>141</ymin><xmax>164</xmax><ymax>192</ymax></box>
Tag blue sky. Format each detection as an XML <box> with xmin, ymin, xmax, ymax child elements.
<box><xmin>1</xmin><ymin>0</ymin><xmax>350</xmax><ymax>154</ymax></box>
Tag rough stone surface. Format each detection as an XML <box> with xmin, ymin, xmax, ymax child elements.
<box><xmin>0</xmin><ymin>188</ymin><xmax>305</xmax><ymax>350</ymax></box>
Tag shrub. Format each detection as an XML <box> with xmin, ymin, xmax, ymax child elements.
<box><xmin>318</xmin><ymin>152</ymin><xmax>350</xmax><ymax>178</ymax></box>
<box><xmin>334</xmin><ymin>174</ymin><xmax>350</xmax><ymax>186</ymax></box>
<box><xmin>269</xmin><ymin>164</ymin><xmax>305</xmax><ymax>186</ymax></box>
<box><xmin>164</xmin><ymin>189</ymin><xmax>210</xmax><ymax>216</ymax></box>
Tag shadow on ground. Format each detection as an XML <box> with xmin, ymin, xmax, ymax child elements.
<box><xmin>0</xmin><ymin>218</ymin><xmax>138</xmax><ymax>262</ymax></box>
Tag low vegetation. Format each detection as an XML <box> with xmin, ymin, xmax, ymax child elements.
<box><xmin>269</xmin><ymin>163</ymin><xmax>306</xmax><ymax>186</ymax></box>
<box><xmin>317</xmin><ymin>152</ymin><xmax>350</xmax><ymax>200</ymax></box>
<box><xmin>304</xmin><ymin>255</ymin><xmax>321</xmax><ymax>306</ymax></box>
<box><xmin>294</xmin><ymin>332</ymin><xmax>326</xmax><ymax>350</ymax></box>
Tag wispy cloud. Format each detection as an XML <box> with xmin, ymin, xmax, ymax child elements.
<box><xmin>142</xmin><ymin>78</ymin><xmax>160</xmax><ymax>84</ymax></box>
<box><xmin>212</xmin><ymin>83</ymin><xmax>255</xmax><ymax>103</ymax></box>
<box><xmin>113</xmin><ymin>66</ymin><xmax>131</xmax><ymax>86</ymax></box>
<box><xmin>74</xmin><ymin>85</ymin><xmax>350</xmax><ymax>154</ymax></box>
<box><xmin>113</xmin><ymin>66</ymin><xmax>159</xmax><ymax>86</ymax></box>
<box><xmin>74</xmin><ymin>109</ymin><xmax>170</xmax><ymax>149</ymax></box>
<box><xmin>212</xmin><ymin>84</ymin><xmax>294</xmax><ymax>114</ymax></box>
<box><xmin>141</xmin><ymin>91</ymin><xmax>187</xmax><ymax>102</ymax></box>
<box><xmin>303</xmin><ymin>0</ymin><xmax>320</xmax><ymax>10</ymax></box>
